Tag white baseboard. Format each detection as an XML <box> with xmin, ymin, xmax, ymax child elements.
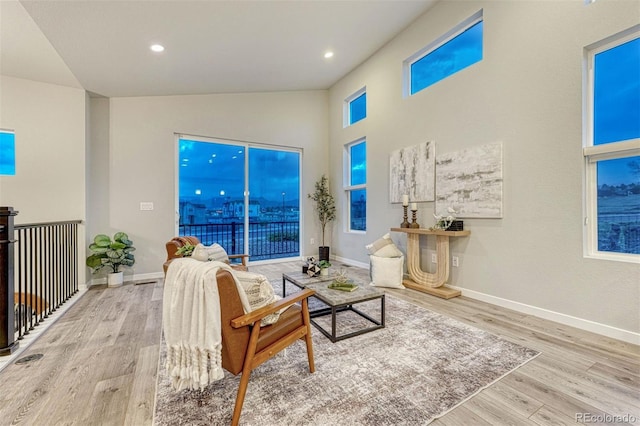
<box><xmin>332</xmin><ymin>255</ymin><xmax>639</xmax><ymax>345</ymax></box>
<box><xmin>332</xmin><ymin>254</ymin><xmax>369</xmax><ymax>269</ymax></box>
<box><xmin>451</xmin><ymin>286</ymin><xmax>640</xmax><ymax>346</ymax></box>
<box><xmin>87</xmin><ymin>271</ymin><xmax>164</xmax><ymax>287</ymax></box>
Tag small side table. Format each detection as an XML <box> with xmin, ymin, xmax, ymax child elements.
<box><xmin>391</xmin><ymin>228</ymin><xmax>470</xmax><ymax>299</ymax></box>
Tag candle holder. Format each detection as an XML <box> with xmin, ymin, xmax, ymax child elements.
<box><xmin>410</xmin><ymin>209</ymin><xmax>420</xmax><ymax>228</ymax></box>
<box><xmin>401</xmin><ymin>205</ymin><xmax>410</xmax><ymax>228</ymax></box>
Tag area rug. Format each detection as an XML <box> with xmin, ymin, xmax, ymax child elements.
<box><xmin>153</xmin><ymin>291</ymin><xmax>540</xmax><ymax>425</ymax></box>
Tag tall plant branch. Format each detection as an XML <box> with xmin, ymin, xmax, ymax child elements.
<box><xmin>308</xmin><ymin>175</ymin><xmax>336</xmax><ymax>246</ymax></box>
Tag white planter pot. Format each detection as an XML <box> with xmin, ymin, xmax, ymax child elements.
<box><xmin>320</xmin><ymin>268</ymin><xmax>329</xmax><ymax>276</ymax></box>
<box><xmin>107</xmin><ymin>271</ymin><xmax>124</xmax><ymax>287</ymax></box>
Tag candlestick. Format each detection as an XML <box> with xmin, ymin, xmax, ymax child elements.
<box><xmin>401</xmin><ymin>205</ymin><xmax>410</xmax><ymax>228</ymax></box>
<box><xmin>402</xmin><ymin>194</ymin><xmax>409</xmax><ymax>206</ymax></box>
<box><xmin>410</xmin><ymin>208</ymin><xmax>420</xmax><ymax>228</ymax></box>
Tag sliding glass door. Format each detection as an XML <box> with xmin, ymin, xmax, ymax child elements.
<box><xmin>177</xmin><ymin>136</ymin><xmax>300</xmax><ymax>261</ymax></box>
<box><xmin>248</xmin><ymin>147</ymin><xmax>300</xmax><ymax>260</ymax></box>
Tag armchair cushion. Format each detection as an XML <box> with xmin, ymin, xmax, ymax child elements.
<box><xmin>192</xmin><ymin>243</ymin><xmax>230</xmax><ymax>263</ymax></box>
<box><xmin>234</xmin><ymin>271</ymin><xmax>285</xmax><ymax>326</ymax></box>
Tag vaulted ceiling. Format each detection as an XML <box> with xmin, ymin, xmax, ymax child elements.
<box><xmin>1</xmin><ymin>0</ymin><xmax>436</xmax><ymax>97</ymax></box>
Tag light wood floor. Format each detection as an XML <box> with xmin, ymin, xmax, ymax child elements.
<box><xmin>0</xmin><ymin>261</ymin><xmax>638</xmax><ymax>425</ymax></box>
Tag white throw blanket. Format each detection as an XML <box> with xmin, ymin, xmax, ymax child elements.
<box><xmin>162</xmin><ymin>258</ymin><xmax>251</xmax><ymax>391</ymax></box>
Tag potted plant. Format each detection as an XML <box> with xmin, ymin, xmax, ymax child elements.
<box><xmin>308</xmin><ymin>175</ymin><xmax>336</xmax><ymax>262</ymax></box>
<box><xmin>319</xmin><ymin>260</ymin><xmax>331</xmax><ymax>276</ymax></box>
<box><xmin>86</xmin><ymin>232</ymin><xmax>136</xmax><ymax>287</ymax></box>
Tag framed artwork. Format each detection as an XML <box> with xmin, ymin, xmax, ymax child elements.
<box><xmin>435</xmin><ymin>142</ymin><xmax>503</xmax><ymax>218</ymax></box>
<box><xmin>389</xmin><ymin>141</ymin><xmax>435</xmax><ymax>203</ymax></box>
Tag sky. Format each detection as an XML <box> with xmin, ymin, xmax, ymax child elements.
<box><xmin>594</xmin><ymin>37</ymin><xmax>640</xmax><ymax>187</ymax></box>
<box><xmin>179</xmin><ymin>139</ymin><xmax>300</xmax><ymax>205</ymax></box>
<box><xmin>0</xmin><ymin>131</ymin><xmax>16</xmax><ymax>175</ymax></box>
<box><xmin>411</xmin><ymin>20</ymin><xmax>483</xmax><ymax>94</ymax></box>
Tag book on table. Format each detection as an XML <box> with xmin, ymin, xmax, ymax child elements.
<box><xmin>328</xmin><ymin>280</ymin><xmax>358</xmax><ymax>292</ymax></box>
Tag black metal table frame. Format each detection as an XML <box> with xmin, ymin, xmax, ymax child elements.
<box><xmin>283</xmin><ymin>275</ymin><xmax>385</xmax><ymax>343</ymax></box>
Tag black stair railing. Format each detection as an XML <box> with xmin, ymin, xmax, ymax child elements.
<box><xmin>0</xmin><ymin>206</ymin><xmax>82</xmax><ymax>355</ymax></box>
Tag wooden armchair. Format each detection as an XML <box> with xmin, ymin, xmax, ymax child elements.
<box><xmin>163</xmin><ymin>236</ymin><xmax>249</xmax><ymax>274</ymax></box>
<box><xmin>215</xmin><ymin>269</ymin><xmax>315</xmax><ymax>426</ymax></box>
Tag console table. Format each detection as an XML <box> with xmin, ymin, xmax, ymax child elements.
<box><xmin>391</xmin><ymin>228</ymin><xmax>470</xmax><ymax>299</ymax></box>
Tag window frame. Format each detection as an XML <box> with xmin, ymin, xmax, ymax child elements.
<box><xmin>343</xmin><ymin>87</ymin><xmax>367</xmax><ymax>127</ymax></box>
<box><xmin>403</xmin><ymin>10</ymin><xmax>483</xmax><ymax>98</ymax></box>
<box><xmin>344</xmin><ymin>138</ymin><xmax>367</xmax><ymax>233</ymax></box>
<box><xmin>583</xmin><ymin>26</ymin><xmax>640</xmax><ymax>263</ymax></box>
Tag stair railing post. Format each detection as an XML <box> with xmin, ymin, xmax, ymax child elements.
<box><xmin>0</xmin><ymin>206</ymin><xmax>19</xmax><ymax>356</ymax></box>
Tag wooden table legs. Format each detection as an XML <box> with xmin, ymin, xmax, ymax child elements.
<box><xmin>402</xmin><ymin>233</ymin><xmax>461</xmax><ymax>299</ymax></box>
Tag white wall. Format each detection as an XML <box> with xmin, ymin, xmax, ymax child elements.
<box><xmin>0</xmin><ymin>75</ymin><xmax>87</xmax><ymax>284</ymax></box>
<box><xmin>94</xmin><ymin>91</ymin><xmax>328</xmax><ymax>276</ymax></box>
<box><xmin>328</xmin><ymin>0</ymin><xmax>639</xmax><ymax>339</ymax></box>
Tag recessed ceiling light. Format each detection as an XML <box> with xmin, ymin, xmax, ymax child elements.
<box><xmin>324</xmin><ymin>51</ymin><xmax>334</xmax><ymax>59</ymax></box>
<box><xmin>150</xmin><ymin>44</ymin><xmax>165</xmax><ymax>53</ymax></box>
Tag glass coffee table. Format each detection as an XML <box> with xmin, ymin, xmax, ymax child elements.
<box><xmin>282</xmin><ymin>271</ymin><xmax>385</xmax><ymax>342</ymax></box>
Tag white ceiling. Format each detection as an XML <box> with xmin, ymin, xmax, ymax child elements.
<box><xmin>1</xmin><ymin>0</ymin><xmax>436</xmax><ymax>98</ymax></box>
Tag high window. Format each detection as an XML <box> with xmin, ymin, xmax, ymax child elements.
<box><xmin>344</xmin><ymin>88</ymin><xmax>366</xmax><ymax>127</ymax></box>
<box><xmin>404</xmin><ymin>11</ymin><xmax>483</xmax><ymax>96</ymax></box>
<box><xmin>584</xmin><ymin>28</ymin><xmax>640</xmax><ymax>261</ymax></box>
<box><xmin>345</xmin><ymin>139</ymin><xmax>366</xmax><ymax>231</ymax></box>
<box><xmin>0</xmin><ymin>130</ymin><xmax>16</xmax><ymax>175</ymax></box>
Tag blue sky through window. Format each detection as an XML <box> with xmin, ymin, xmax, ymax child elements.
<box><xmin>594</xmin><ymin>37</ymin><xmax>640</xmax><ymax>187</ymax></box>
<box><xmin>592</xmin><ymin>36</ymin><xmax>640</xmax><ymax>255</ymax></box>
<box><xmin>350</xmin><ymin>141</ymin><xmax>366</xmax><ymax>185</ymax></box>
<box><xmin>349</xmin><ymin>141</ymin><xmax>366</xmax><ymax>231</ymax></box>
<box><xmin>594</xmin><ymin>37</ymin><xmax>640</xmax><ymax>147</ymax></box>
<box><xmin>349</xmin><ymin>92</ymin><xmax>366</xmax><ymax>125</ymax></box>
<box><xmin>0</xmin><ymin>131</ymin><xmax>16</xmax><ymax>175</ymax></box>
<box><xmin>411</xmin><ymin>20</ymin><xmax>483</xmax><ymax>95</ymax></box>
<box><xmin>178</xmin><ymin>139</ymin><xmax>299</xmax><ymax>203</ymax></box>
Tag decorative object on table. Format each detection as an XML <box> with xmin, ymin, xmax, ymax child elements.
<box><xmin>86</xmin><ymin>232</ymin><xmax>136</xmax><ymax>287</ymax></box>
<box><xmin>400</xmin><ymin>194</ymin><xmax>410</xmax><ymax>228</ymax></box>
<box><xmin>410</xmin><ymin>203</ymin><xmax>420</xmax><ymax>229</ymax></box>
<box><xmin>436</xmin><ymin>141</ymin><xmax>503</xmax><ymax>218</ymax></box>
<box><xmin>308</xmin><ymin>175</ymin><xmax>336</xmax><ymax>261</ymax></box>
<box><xmin>446</xmin><ymin>220</ymin><xmax>464</xmax><ymax>231</ymax></box>
<box><xmin>328</xmin><ymin>268</ymin><xmax>358</xmax><ymax>292</ymax></box>
<box><xmin>389</xmin><ymin>141</ymin><xmax>435</xmax><ymax>203</ymax></box>
<box><xmin>304</xmin><ymin>257</ymin><xmax>321</xmax><ymax>277</ymax></box>
<box><xmin>432</xmin><ymin>207</ymin><xmax>462</xmax><ymax>231</ymax></box>
<box><xmin>319</xmin><ymin>260</ymin><xmax>331</xmax><ymax>276</ymax></box>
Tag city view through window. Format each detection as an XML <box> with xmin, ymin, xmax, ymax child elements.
<box><xmin>179</xmin><ymin>139</ymin><xmax>300</xmax><ymax>261</ymax></box>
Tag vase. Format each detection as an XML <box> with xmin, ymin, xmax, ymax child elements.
<box><xmin>320</xmin><ymin>268</ymin><xmax>329</xmax><ymax>276</ymax></box>
<box><xmin>319</xmin><ymin>246</ymin><xmax>330</xmax><ymax>262</ymax></box>
<box><xmin>107</xmin><ymin>271</ymin><xmax>124</xmax><ymax>287</ymax></box>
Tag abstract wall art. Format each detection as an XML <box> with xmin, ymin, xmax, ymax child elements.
<box><xmin>389</xmin><ymin>141</ymin><xmax>435</xmax><ymax>203</ymax></box>
<box><xmin>435</xmin><ymin>142</ymin><xmax>503</xmax><ymax>218</ymax></box>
